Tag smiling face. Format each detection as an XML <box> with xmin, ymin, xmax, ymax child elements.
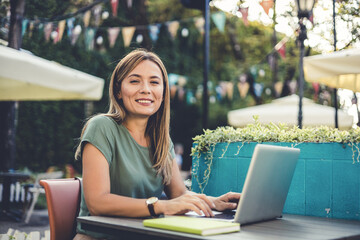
<box><xmin>118</xmin><ymin>60</ymin><xmax>164</xmax><ymax>120</ymax></box>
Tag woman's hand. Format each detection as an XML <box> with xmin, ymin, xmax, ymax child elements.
<box><xmin>211</xmin><ymin>192</ymin><xmax>241</xmax><ymax>212</ymax></box>
<box><xmin>155</xmin><ymin>192</ymin><xmax>216</xmax><ymax>217</ymax></box>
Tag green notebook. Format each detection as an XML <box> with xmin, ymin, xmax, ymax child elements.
<box><xmin>143</xmin><ymin>216</ymin><xmax>240</xmax><ymax>236</ymax></box>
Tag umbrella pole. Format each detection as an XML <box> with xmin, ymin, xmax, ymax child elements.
<box><xmin>332</xmin><ymin>0</ymin><xmax>339</xmax><ymax>128</ymax></box>
<box><xmin>334</xmin><ymin>89</ymin><xmax>339</xmax><ymax>128</ymax></box>
<box><xmin>202</xmin><ymin>0</ymin><xmax>210</xmax><ymax>130</ymax></box>
<box><xmin>298</xmin><ymin>20</ymin><xmax>307</xmax><ymax>129</ymax></box>
<box><xmin>0</xmin><ymin>0</ymin><xmax>26</xmax><ymax>171</ymax></box>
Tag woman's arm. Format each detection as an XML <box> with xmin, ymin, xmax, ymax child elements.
<box><xmin>82</xmin><ymin>143</ymin><xmax>152</xmax><ymax>217</ymax></box>
<box><xmin>152</xmin><ymin>158</ymin><xmax>214</xmax><ymax>217</ymax></box>
<box><xmin>83</xmin><ymin>144</ymin><xmax>239</xmax><ymax>217</ymax></box>
<box><xmin>160</xmin><ymin>158</ymin><xmax>241</xmax><ymax>214</ymax></box>
<box><xmin>163</xmin><ymin>158</ymin><xmax>187</xmax><ymax>199</ymax></box>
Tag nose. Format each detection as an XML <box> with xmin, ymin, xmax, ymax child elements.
<box><xmin>140</xmin><ymin>82</ymin><xmax>151</xmax><ymax>94</ymax></box>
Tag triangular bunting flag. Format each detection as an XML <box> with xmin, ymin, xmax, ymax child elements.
<box><xmin>85</xmin><ymin>28</ymin><xmax>96</xmax><ymax>50</ymax></box>
<box><xmin>253</xmin><ymin>83</ymin><xmax>264</xmax><ymax>97</ymax></box>
<box><xmin>178</xmin><ymin>87</ymin><xmax>185</xmax><ymax>101</ymax></box>
<box><xmin>71</xmin><ymin>25</ymin><xmax>82</xmax><ymax>45</ymax></box>
<box><xmin>38</xmin><ymin>23</ymin><xmax>44</xmax><ymax>35</ymax></box>
<box><xmin>312</xmin><ymin>82</ymin><xmax>320</xmax><ymax>101</ymax></box>
<box><xmin>274</xmin><ymin>37</ymin><xmax>288</xmax><ymax>59</ymax></box>
<box><xmin>108</xmin><ymin>27</ymin><xmax>121</xmax><ymax>48</ymax></box>
<box><xmin>122</xmin><ymin>26</ymin><xmax>136</xmax><ymax>47</ymax></box>
<box><xmin>57</xmin><ymin>20</ymin><xmax>66</xmax><ymax>42</ymax></box>
<box><xmin>260</xmin><ymin>0</ymin><xmax>274</xmax><ymax>16</ymax></box>
<box><xmin>186</xmin><ymin>91</ymin><xmax>195</xmax><ymax>105</ymax></box>
<box><xmin>148</xmin><ymin>24</ymin><xmax>160</xmax><ymax>42</ymax></box>
<box><xmin>67</xmin><ymin>17</ymin><xmax>75</xmax><ymax>37</ymax></box>
<box><xmin>111</xmin><ymin>0</ymin><xmax>119</xmax><ymax>17</ymax></box>
<box><xmin>274</xmin><ymin>81</ymin><xmax>283</xmax><ymax>97</ymax></box>
<box><xmin>53</xmin><ymin>27</ymin><xmax>60</xmax><ymax>44</ymax></box>
<box><xmin>237</xmin><ymin>82</ymin><xmax>250</xmax><ymax>99</ymax></box>
<box><xmin>226</xmin><ymin>82</ymin><xmax>234</xmax><ymax>100</ymax></box>
<box><xmin>178</xmin><ymin>76</ymin><xmax>187</xmax><ymax>87</ymax></box>
<box><xmin>211</xmin><ymin>11</ymin><xmax>226</xmax><ymax>33</ymax></box>
<box><xmin>219</xmin><ymin>82</ymin><xmax>228</xmax><ymax>98</ymax></box>
<box><xmin>170</xmin><ymin>85</ymin><xmax>177</xmax><ymax>99</ymax></box>
<box><xmin>29</xmin><ymin>22</ymin><xmax>34</xmax><ymax>37</ymax></box>
<box><xmin>93</xmin><ymin>5</ymin><xmax>102</xmax><ymax>26</ymax></box>
<box><xmin>44</xmin><ymin>23</ymin><xmax>53</xmax><ymax>42</ymax></box>
<box><xmin>167</xmin><ymin>21</ymin><xmax>179</xmax><ymax>39</ymax></box>
<box><xmin>277</xmin><ymin>43</ymin><xmax>286</xmax><ymax>59</ymax></box>
<box><xmin>239</xmin><ymin>7</ymin><xmax>249</xmax><ymax>26</ymax></box>
<box><xmin>21</xmin><ymin>19</ymin><xmax>28</xmax><ymax>36</ymax></box>
<box><xmin>194</xmin><ymin>17</ymin><xmax>205</xmax><ymax>35</ymax></box>
<box><xmin>83</xmin><ymin>10</ymin><xmax>91</xmax><ymax>28</ymax></box>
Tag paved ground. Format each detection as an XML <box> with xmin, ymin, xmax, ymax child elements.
<box><xmin>0</xmin><ymin>209</ymin><xmax>50</xmax><ymax>237</ymax></box>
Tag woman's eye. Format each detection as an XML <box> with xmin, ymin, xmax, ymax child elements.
<box><xmin>151</xmin><ymin>81</ymin><xmax>160</xmax><ymax>85</ymax></box>
<box><xmin>130</xmin><ymin>79</ymin><xmax>140</xmax><ymax>83</ymax></box>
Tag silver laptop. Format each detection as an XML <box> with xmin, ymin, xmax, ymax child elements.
<box><xmin>188</xmin><ymin>144</ymin><xmax>300</xmax><ymax>225</ymax></box>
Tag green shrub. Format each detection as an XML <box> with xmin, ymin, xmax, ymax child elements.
<box><xmin>191</xmin><ymin>116</ymin><xmax>360</xmax><ymax>156</ymax></box>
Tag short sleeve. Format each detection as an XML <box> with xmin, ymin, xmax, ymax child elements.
<box><xmin>80</xmin><ymin>115</ymin><xmax>115</xmax><ymax>165</ymax></box>
<box><xmin>169</xmin><ymin>139</ymin><xmax>176</xmax><ymax>160</ymax></box>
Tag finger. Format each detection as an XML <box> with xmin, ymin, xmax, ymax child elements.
<box><xmin>183</xmin><ymin>193</ymin><xmax>214</xmax><ymax>217</ymax></box>
<box><xmin>183</xmin><ymin>203</ymin><xmax>203</xmax><ymax>216</ymax></box>
<box><xmin>225</xmin><ymin>202</ymin><xmax>238</xmax><ymax>209</ymax></box>
<box><xmin>225</xmin><ymin>192</ymin><xmax>241</xmax><ymax>202</ymax></box>
<box><xmin>195</xmin><ymin>194</ymin><xmax>216</xmax><ymax>209</ymax></box>
<box><xmin>191</xmin><ymin>198</ymin><xmax>214</xmax><ymax>217</ymax></box>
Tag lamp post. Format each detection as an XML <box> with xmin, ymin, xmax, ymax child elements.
<box><xmin>202</xmin><ymin>0</ymin><xmax>210</xmax><ymax>129</ymax></box>
<box><xmin>295</xmin><ymin>0</ymin><xmax>315</xmax><ymax>129</ymax></box>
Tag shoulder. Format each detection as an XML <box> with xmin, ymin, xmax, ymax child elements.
<box><xmin>88</xmin><ymin>115</ymin><xmax>118</xmax><ymax>127</ymax></box>
<box><xmin>85</xmin><ymin>115</ymin><xmax>120</xmax><ymax>134</ymax></box>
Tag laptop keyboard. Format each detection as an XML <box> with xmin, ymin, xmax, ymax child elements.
<box><xmin>212</xmin><ymin>210</ymin><xmax>236</xmax><ymax>220</ymax></box>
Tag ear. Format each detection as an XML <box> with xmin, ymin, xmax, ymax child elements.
<box><xmin>118</xmin><ymin>92</ymin><xmax>122</xmax><ymax>99</ymax></box>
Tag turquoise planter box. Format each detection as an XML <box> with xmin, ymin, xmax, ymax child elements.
<box><xmin>191</xmin><ymin>142</ymin><xmax>360</xmax><ymax>221</ymax></box>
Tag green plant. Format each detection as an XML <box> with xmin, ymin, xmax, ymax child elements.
<box><xmin>190</xmin><ymin>116</ymin><xmax>360</xmax><ymax>193</ymax></box>
<box><xmin>191</xmin><ymin>116</ymin><xmax>360</xmax><ymax>155</ymax></box>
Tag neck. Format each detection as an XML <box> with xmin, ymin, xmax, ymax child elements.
<box><xmin>123</xmin><ymin>117</ymin><xmax>149</xmax><ymax>147</ymax></box>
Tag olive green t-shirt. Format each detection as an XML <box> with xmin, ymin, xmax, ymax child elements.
<box><xmin>76</xmin><ymin>115</ymin><xmax>175</xmax><ymax>238</ymax></box>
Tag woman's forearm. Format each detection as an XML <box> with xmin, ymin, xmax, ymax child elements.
<box><xmin>85</xmin><ymin>193</ymin><xmax>151</xmax><ymax>217</ymax></box>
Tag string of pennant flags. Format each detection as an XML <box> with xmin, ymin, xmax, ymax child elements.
<box><xmin>2</xmin><ymin>0</ymin><xmax>286</xmax><ymax>51</ymax></box>
<box><xmin>1</xmin><ymin>0</ymin><xmax>320</xmax><ymax>105</ymax></box>
<box><xmin>7</xmin><ymin>3</ymin><xmax>228</xmax><ymax>49</ymax></box>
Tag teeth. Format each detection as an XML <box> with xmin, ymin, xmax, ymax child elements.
<box><xmin>137</xmin><ymin>100</ymin><xmax>152</xmax><ymax>103</ymax></box>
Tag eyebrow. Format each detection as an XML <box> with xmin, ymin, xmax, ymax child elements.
<box><xmin>127</xmin><ymin>73</ymin><xmax>162</xmax><ymax>80</ymax></box>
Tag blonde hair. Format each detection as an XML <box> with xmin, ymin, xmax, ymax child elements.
<box><xmin>75</xmin><ymin>49</ymin><xmax>173</xmax><ymax>184</ymax></box>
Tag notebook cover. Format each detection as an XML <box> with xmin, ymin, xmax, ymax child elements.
<box><xmin>143</xmin><ymin>216</ymin><xmax>240</xmax><ymax>236</ymax></box>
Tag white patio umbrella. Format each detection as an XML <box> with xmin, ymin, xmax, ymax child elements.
<box><xmin>0</xmin><ymin>45</ymin><xmax>104</xmax><ymax>101</ymax></box>
<box><xmin>228</xmin><ymin>95</ymin><xmax>353</xmax><ymax>129</ymax></box>
<box><xmin>304</xmin><ymin>48</ymin><xmax>360</xmax><ymax>92</ymax></box>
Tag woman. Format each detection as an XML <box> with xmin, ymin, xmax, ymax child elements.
<box><xmin>74</xmin><ymin>49</ymin><xmax>240</xmax><ymax>239</ymax></box>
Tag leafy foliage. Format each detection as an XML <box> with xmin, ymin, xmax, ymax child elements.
<box><xmin>192</xmin><ymin>116</ymin><xmax>360</xmax><ymax>155</ymax></box>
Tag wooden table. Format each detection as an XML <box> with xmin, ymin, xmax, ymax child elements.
<box><xmin>78</xmin><ymin>214</ymin><xmax>360</xmax><ymax>240</ymax></box>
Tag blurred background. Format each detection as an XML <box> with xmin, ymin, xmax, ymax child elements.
<box><xmin>0</xmin><ymin>0</ymin><xmax>359</xmax><ymax>175</ymax></box>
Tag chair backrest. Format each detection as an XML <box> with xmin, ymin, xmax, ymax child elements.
<box><xmin>40</xmin><ymin>178</ymin><xmax>81</xmax><ymax>240</ymax></box>
<box><xmin>34</xmin><ymin>171</ymin><xmax>64</xmax><ymax>188</ymax></box>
